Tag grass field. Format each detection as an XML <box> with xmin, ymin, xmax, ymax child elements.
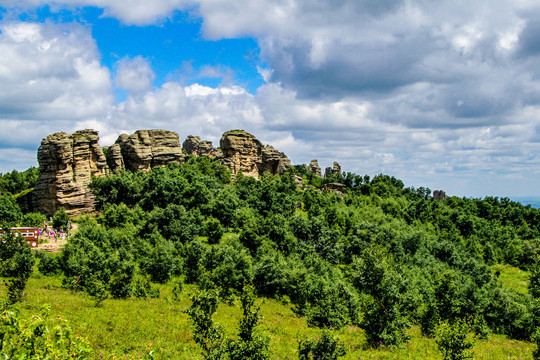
<box><xmin>1</xmin><ymin>271</ymin><xmax>536</xmax><ymax>360</ymax></box>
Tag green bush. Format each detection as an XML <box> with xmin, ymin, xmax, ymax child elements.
<box><xmin>52</xmin><ymin>207</ymin><xmax>69</xmax><ymax>231</ymax></box>
<box><xmin>201</xmin><ymin>217</ymin><xmax>225</xmax><ymax>245</ymax></box>
<box><xmin>0</xmin><ymin>305</ymin><xmax>92</xmax><ymax>359</ymax></box>
<box><xmin>36</xmin><ymin>251</ymin><xmax>62</xmax><ymax>276</ymax></box>
<box><xmin>350</xmin><ymin>246</ymin><xmax>409</xmax><ymax>347</ymax></box>
<box><xmin>226</xmin><ymin>285</ymin><xmax>270</xmax><ymax>360</ymax></box>
<box><xmin>185</xmin><ymin>288</ymin><xmax>226</xmax><ymax>360</ymax></box>
<box><xmin>131</xmin><ymin>275</ymin><xmax>160</xmax><ymax>299</ymax></box>
<box><xmin>435</xmin><ymin>318</ymin><xmax>475</xmax><ymax>360</ymax></box>
<box><xmin>533</xmin><ymin>328</ymin><xmax>540</xmax><ymax>360</ymax></box>
<box><xmin>298</xmin><ymin>330</ymin><xmax>346</xmax><ymax>360</ymax></box>
<box><xmin>0</xmin><ymin>230</ymin><xmax>35</xmax><ymax>304</ymax></box>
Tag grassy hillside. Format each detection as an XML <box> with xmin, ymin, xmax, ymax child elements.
<box><xmin>2</xmin><ymin>157</ymin><xmax>540</xmax><ymax>358</ymax></box>
<box><xmin>1</xmin><ymin>274</ymin><xmax>535</xmax><ymax>359</ymax></box>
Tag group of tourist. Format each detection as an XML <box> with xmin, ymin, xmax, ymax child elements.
<box><xmin>39</xmin><ymin>222</ymin><xmax>69</xmax><ymax>242</ymax></box>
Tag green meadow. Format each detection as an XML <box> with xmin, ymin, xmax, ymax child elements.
<box><xmin>1</xmin><ymin>271</ymin><xmax>535</xmax><ymax>360</ymax></box>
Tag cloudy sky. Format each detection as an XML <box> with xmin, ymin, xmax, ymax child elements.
<box><xmin>0</xmin><ymin>0</ymin><xmax>539</xmax><ymax>198</ymax></box>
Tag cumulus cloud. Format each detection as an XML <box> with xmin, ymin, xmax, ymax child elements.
<box><xmin>115</xmin><ymin>56</ymin><xmax>155</xmax><ymax>92</ymax></box>
<box><xmin>0</xmin><ymin>21</ymin><xmax>112</xmax><ymax>150</ymax></box>
<box><xmin>0</xmin><ymin>0</ymin><xmax>194</xmax><ymax>25</ymax></box>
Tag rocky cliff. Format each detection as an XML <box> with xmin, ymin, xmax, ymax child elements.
<box><xmin>32</xmin><ymin>129</ymin><xmax>294</xmax><ymax>214</ymax></box>
<box><xmin>32</xmin><ymin>129</ymin><xmax>107</xmax><ymax>216</ymax></box>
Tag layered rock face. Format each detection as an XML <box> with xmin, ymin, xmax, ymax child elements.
<box><xmin>307</xmin><ymin>159</ymin><xmax>322</xmax><ymax>177</ymax></box>
<box><xmin>182</xmin><ymin>135</ymin><xmax>221</xmax><ymax>158</ymax></box>
<box><xmin>107</xmin><ymin>130</ymin><xmax>185</xmax><ymax>172</ymax></box>
<box><xmin>219</xmin><ymin>130</ymin><xmax>292</xmax><ymax>179</ymax></box>
<box><xmin>32</xmin><ymin>130</ymin><xmax>107</xmax><ymax>216</ymax></box>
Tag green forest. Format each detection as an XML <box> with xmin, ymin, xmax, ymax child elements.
<box><xmin>1</xmin><ymin>156</ymin><xmax>540</xmax><ymax>359</ymax></box>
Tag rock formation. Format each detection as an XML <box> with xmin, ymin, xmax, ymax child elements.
<box><xmin>433</xmin><ymin>190</ymin><xmax>447</xmax><ymax>201</ymax></box>
<box><xmin>107</xmin><ymin>130</ymin><xmax>185</xmax><ymax>172</ymax></box>
<box><xmin>259</xmin><ymin>145</ymin><xmax>293</xmax><ymax>176</ymax></box>
<box><xmin>325</xmin><ymin>161</ymin><xmax>342</xmax><ymax>178</ymax></box>
<box><xmin>32</xmin><ymin>128</ymin><xmax>295</xmax><ymax>215</ymax></box>
<box><xmin>219</xmin><ymin>130</ymin><xmax>292</xmax><ymax>179</ymax></box>
<box><xmin>307</xmin><ymin>159</ymin><xmax>321</xmax><ymax>177</ymax></box>
<box><xmin>32</xmin><ymin>130</ymin><xmax>107</xmax><ymax>216</ymax></box>
<box><xmin>182</xmin><ymin>135</ymin><xmax>221</xmax><ymax>158</ymax></box>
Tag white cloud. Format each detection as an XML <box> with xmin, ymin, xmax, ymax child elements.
<box><xmin>115</xmin><ymin>56</ymin><xmax>155</xmax><ymax>92</ymax></box>
<box><xmin>0</xmin><ymin>21</ymin><xmax>113</xmax><ymax>148</ymax></box>
<box><xmin>1</xmin><ymin>2</ymin><xmax>540</xmax><ymax>197</ymax></box>
<box><xmin>0</xmin><ymin>0</ymin><xmax>194</xmax><ymax>25</ymax></box>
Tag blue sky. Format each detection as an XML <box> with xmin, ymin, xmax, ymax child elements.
<box><xmin>0</xmin><ymin>1</ymin><xmax>539</xmax><ymax>198</ymax></box>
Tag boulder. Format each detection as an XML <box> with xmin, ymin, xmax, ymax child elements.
<box><xmin>324</xmin><ymin>161</ymin><xmax>342</xmax><ymax>178</ymax></box>
<box><xmin>219</xmin><ymin>130</ymin><xmax>263</xmax><ymax>178</ymax></box>
<box><xmin>433</xmin><ymin>190</ymin><xmax>447</xmax><ymax>201</ymax></box>
<box><xmin>259</xmin><ymin>145</ymin><xmax>293</xmax><ymax>175</ymax></box>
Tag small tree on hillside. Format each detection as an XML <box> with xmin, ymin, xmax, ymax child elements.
<box><xmin>350</xmin><ymin>245</ymin><xmax>409</xmax><ymax>347</ymax></box>
<box><xmin>0</xmin><ymin>228</ymin><xmax>35</xmax><ymax>304</ymax></box>
<box><xmin>529</xmin><ymin>258</ymin><xmax>540</xmax><ymax>299</ymax></box>
<box><xmin>52</xmin><ymin>207</ymin><xmax>69</xmax><ymax>231</ymax></box>
<box><xmin>298</xmin><ymin>330</ymin><xmax>347</xmax><ymax>360</ymax></box>
<box><xmin>185</xmin><ymin>288</ymin><xmax>226</xmax><ymax>360</ymax></box>
<box><xmin>435</xmin><ymin>318</ymin><xmax>475</xmax><ymax>360</ymax></box>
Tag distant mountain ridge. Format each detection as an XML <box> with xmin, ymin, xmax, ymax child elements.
<box><xmin>511</xmin><ymin>196</ymin><xmax>540</xmax><ymax>209</ymax></box>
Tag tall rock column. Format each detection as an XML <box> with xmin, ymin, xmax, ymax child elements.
<box><xmin>219</xmin><ymin>130</ymin><xmax>264</xmax><ymax>178</ymax></box>
<box><xmin>32</xmin><ymin>130</ymin><xmax>107</xmax><ymax>216</ymax></box>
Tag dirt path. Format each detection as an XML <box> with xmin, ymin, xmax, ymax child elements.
<box><xmin>36</xmin><ymin>223</ymin><xmax>78</xmax><ymax>252</ymax></box>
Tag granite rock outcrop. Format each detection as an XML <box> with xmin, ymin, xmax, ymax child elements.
<box><xmin>32</xmin><ymin>130</ymin><xmax>107</xmax><ymax>216</ymax></box>
<box><xmin>32</xmin><ymin>128</ymin><xmax>295</xmax><ymax>215</ymax></box>
<box><xmin>107</xmin><ymin>130</ymin><xmax>185</xmax><ymax>172</ymax></box>
<box><xmin>182</xmin><ymin>135</ymin><xmax>221</xmax><ymax>158</ymax></box>
<box><xmin>219</xmin><ymin>130</ymin><xmax>292</xmax><ymax>179</ymax></box>
<box><xmin>325</xmin><ymin>161</ymin><xmax>342</xmax><ymax>178</ymax></box>
<box><xmin>307</xmin><ymin>159</ymin><xmax>322</xmax><ymax>177</ymax></box>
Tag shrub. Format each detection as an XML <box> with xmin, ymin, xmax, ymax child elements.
<box><xmin>171</xmin><ymin>277</ymin><xmax>183</xmax><ymax>301</ymax></box>
<box><xmin>143</xmin><ymin>235</ymin><xmax>177</xmax><ymax>283</ymax></box>
<box><xmin>201</xmin><ymin>217</ymin><xmax>225</xmax><ymax>245</ymax></box>
<box><xmin>185</xmin><ymin>288</ymin><xmax>226</xmax><ymax>360</ymax></box>
<box><xmin>226</xmin><ymin>285</ymin><xmax>270</xmax><ymax>360</ymax></box>
<box><xmin>109</xmin><ymin>261</ymin><xmax>136</xmax><ymax>299</ymax></box>
<box><xmin>131</xmin><ymin>275</ymin><xmax>160</xmax><ymax>299</ymax></box>
<box><xmin>530</xmin><ymin>260</ymin><xmax>540</xmax><ymax>299</ymax></box>
<box><xmin>533</xmin><ymin>328</ymin><xmax>540</xmax><ymax>360</ymax></box>
<box><xmin>298</xmin><ymin>330</ymin><xmax>347</xmax><ymax>360</ymax></box>
<box><xmin>0</xmin><ymin>230</ymin><xmax>35</xmax><ymax>304</ymax></box>
<box><xmin>52</xmin><ymin>207</ymin><xmax>70</xmax><ymax>231</ymax></box>
<box><xmin>435</xmin><ymin>318</ymin><xmax>475</xmax><ymax>360</ymax></box>
<box><xmin>350</xmin><ymin>246</ymin><xmax>409</xmax><ymax>347</ymax></box>
<box><xmin>0</xmin><ymin>305</ymin><xmax>92</xmax><ymax>359</ymax></box>
<box><xmin>85</xmin><ymin>275</ymin><xmax>108</xmax><ymax>307</ymax></box>
<box><xmin>36</xmin><ymin>251</ymin><xmax>62</xmax><ymax>276</ymax></box>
